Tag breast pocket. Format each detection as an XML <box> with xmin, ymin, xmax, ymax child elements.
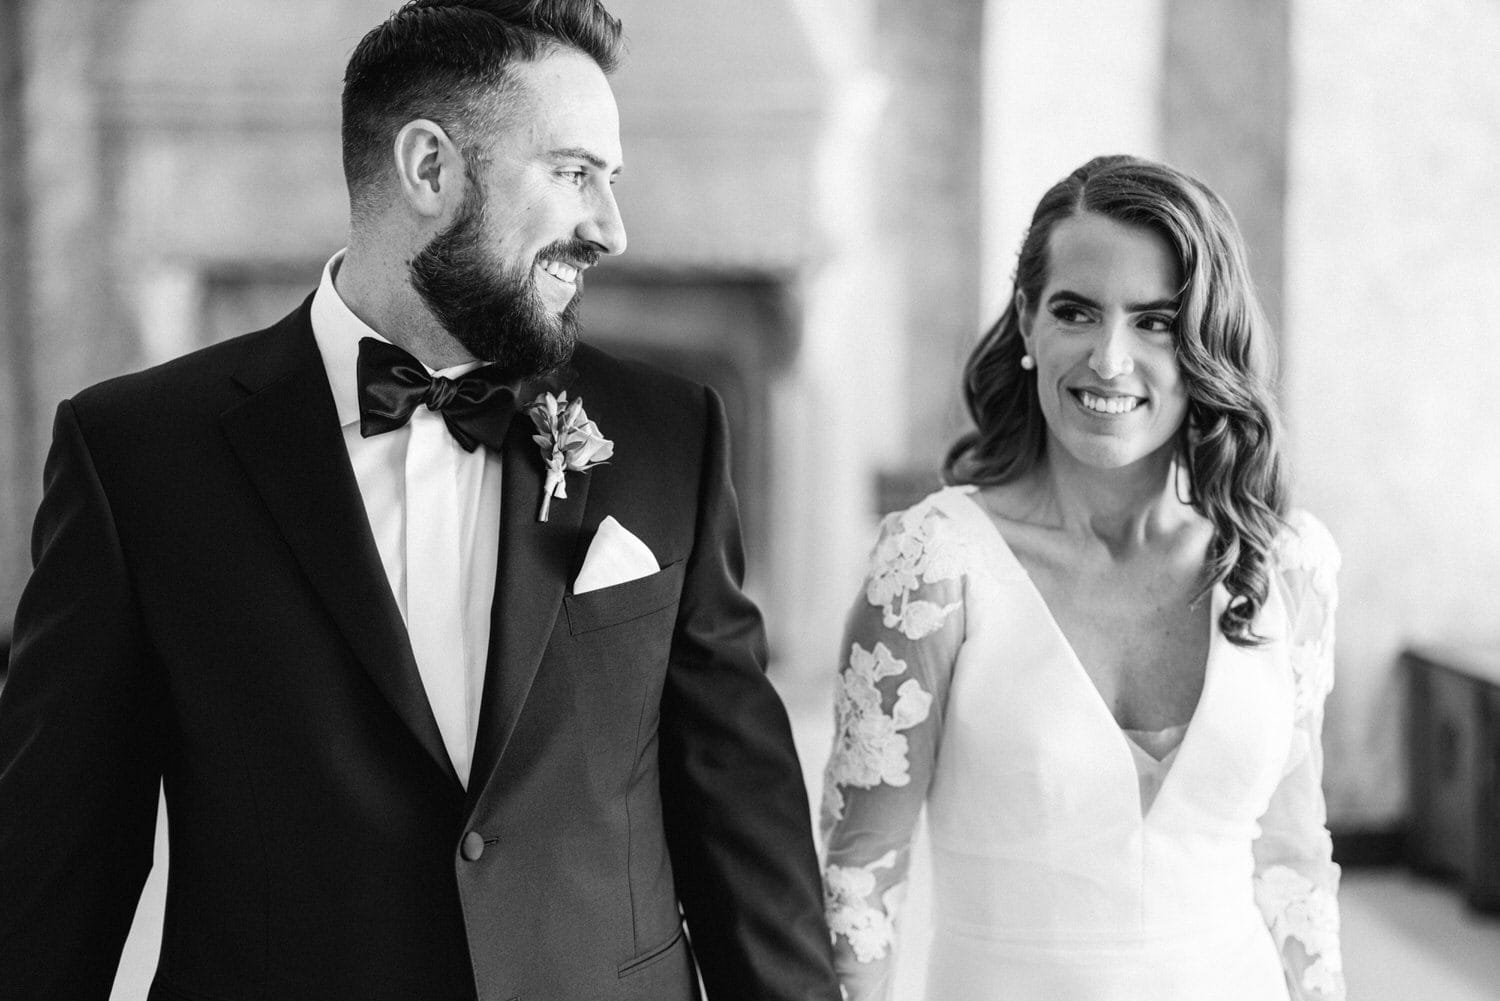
<box><xmin>564</xmin><ymin>559</ymin><xmax>685</xmax><ymax>637</ymax></box>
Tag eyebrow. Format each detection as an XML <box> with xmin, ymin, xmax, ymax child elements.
<box><xmin>547</xmin><ymin>147</ymin><xmax>624</xmax><ymax>176</ymax></box>
<box><xmin>1046</xmin><ymin>290</ymin><xmax>1178</xmax><ymax>313</ymax></box>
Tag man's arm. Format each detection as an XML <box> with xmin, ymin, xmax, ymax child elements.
<box><xmin>0</xmin><ymin>400</ymin><xmax>166</xmax><ymax>999</ymax></box>
<box><xmin>657</xmin><ymin>386</ymin><xmax>840</xmax><ymax>1001</ymax></box>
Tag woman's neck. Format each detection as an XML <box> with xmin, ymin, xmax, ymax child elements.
<box><xmin>1027</xmin><ymin>441</ymin><xmax>1196</xmax><ymax>555</ymax></box>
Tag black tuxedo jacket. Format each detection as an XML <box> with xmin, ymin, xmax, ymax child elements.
<box><xmin>0</xmin><ymin>299</ymin><xmax>839</xmax><ymax>1001</ymax></box>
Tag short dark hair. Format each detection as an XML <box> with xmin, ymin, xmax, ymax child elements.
<box><xmin>945</xmin><ymin>155</ymin><xmax>1288</xmax><ymax>647</ymax></box>
<box><xmin>341</xmin><ymin>0</ymin><xmax>623</xmax><ymax>212</ymax></box>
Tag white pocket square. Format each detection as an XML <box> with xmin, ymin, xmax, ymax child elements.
<box><xmin>573</xmin><ymin>516</ymin><xmax>660</xmax><ymax>595</ymax></box>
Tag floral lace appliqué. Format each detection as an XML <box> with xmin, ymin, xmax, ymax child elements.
<box><xmin>1276</xmin><ymin>511</ymin><xmax>1340</xmax><ymax>599</ymax></box>
<box><xmin>865</xmin><ymin>507</ymin><xmax>968</xmax><ymax>639</ymax></box>
<box><xmin>1289</xmin><ymin>641</ymin><xmax>1334</xmax><ymax>723</ymax></box>
<box><xmin>1254</xmin><ymin>864</ymin><xmax>1344</xmax><ymax>996</ymax></box>
<box><xmin>824</xmin><ymin>642</ymin><xmax>933</xmax><ymax>821</ymax></box>
<box><xmin>825</xmin><ymin>851</ymin><xmax>902</xmax><ymax>963</ymax></box>
<box><xmin>1277</xmin><ymin>512</ymin><xmax>1340</xmax><ymax>720</ymax></box>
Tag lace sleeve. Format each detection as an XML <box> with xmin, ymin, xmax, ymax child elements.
<box><xmin>820</xmin><ymin>501</ymin><xmax>969</xmax><ymax>1001</ymax></box>
<box><xmin>1252</xmin><ymin>510</ymin><xmax>1346</xmax><ymax>1001</ymax></box>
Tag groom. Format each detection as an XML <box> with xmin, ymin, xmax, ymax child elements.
<box><xmin>0</xmin><ymin>3</ymin><xmax>838</xmax><ymax>1000</ymax></box>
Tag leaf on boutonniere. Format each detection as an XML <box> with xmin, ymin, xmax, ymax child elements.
<box><xmin>525</xmin><ymin>391</ymin><xmax>612</xmax><ymax>522</ymax></box>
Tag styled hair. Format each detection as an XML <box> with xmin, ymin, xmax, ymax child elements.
<box><xmin>341</xmin><ymin>0</ymin><xmax>623</xmax><ymax>214</ymax></box>
<box><xmin>944</xmin><ymin>154</ymin><xmax>1288</xmax><ymax>646</ymax></box>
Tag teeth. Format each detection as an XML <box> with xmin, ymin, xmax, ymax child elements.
<box><xmin>1078</xmin><ymin>391</ymin><xmax>1142</xmax><ymax>415</ymax></box>
<box><xmin>539</xmin><ymin>259</ymin><xmax>579</xmax><ymax>283</ymax></box>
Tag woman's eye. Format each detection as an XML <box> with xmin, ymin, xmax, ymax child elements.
<box><xmin>1139</xmin><ymin>314</ymin><xmax>1175</xmax><ymax>333</ymax></box>
<box><xmin>1051</xmin><ymin>305</ymin><xmax>1090</xmax><ymax>324</ymax></box>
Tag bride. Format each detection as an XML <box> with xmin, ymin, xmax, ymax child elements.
<box><xmin>820</xmin><ymin>155</ymin><xmax>1344</xmax><ymax>1000</ymax></box>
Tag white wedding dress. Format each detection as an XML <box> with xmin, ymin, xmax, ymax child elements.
<box><xmin>821</xmin><ymin>487</ymin><xmax>1345</xmax><ymax>1001</ymax></box>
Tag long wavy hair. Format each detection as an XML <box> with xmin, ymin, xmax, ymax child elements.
<box><xmin>944</xmin><ymin>155</ymin><xmax>1288</xmax><ymax>646</ymax></box>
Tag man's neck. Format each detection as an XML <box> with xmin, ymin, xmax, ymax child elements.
<box><xmin>335</xmin><ymin>242</ymin><xmax>477</xmax><ymax>370</ymax></box>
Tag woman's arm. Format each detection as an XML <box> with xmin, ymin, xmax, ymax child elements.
<box><xmin>1252</xmin><ymin>511</ymin><xmax>1346</xmax><ymax>1001</ymax></box>
<box><xmin>820</xmin><ymin>503</ymin><xmax>968</xmax><ymax>1001</ymax></box>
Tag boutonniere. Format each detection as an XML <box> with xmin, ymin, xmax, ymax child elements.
<box><xmin>526</xmin><ymin>391</ymin><xmax>613</xmax><ymax>522</ymax></box>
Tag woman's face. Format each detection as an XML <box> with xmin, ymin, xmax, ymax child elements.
<box><xmin>1019</xmin><ymin>212</ymin><xmax>1189</xmax><ymax>474</ymax></box>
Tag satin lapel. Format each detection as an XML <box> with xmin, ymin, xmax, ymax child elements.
<box><xmin>220</xmin><ymin>309</ymin><xmax>462</xmax><ymax>790</ymax></box>
<box><xmin>467</xmin><ymin>392</ymin><xmax>592</xmax><ymax>805</ymax></box>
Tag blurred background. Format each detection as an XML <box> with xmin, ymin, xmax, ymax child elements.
<box><xmin>2</xmin><ymin>0</ymin><xmax>1498</xmax><ymax>998</ymax></box>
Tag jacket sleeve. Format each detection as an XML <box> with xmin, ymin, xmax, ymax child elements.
<box><xmin>656</xmin><ymin>387</ymin><xmax>841</xmax><ymax>1001</ymax></box>
<box><xmin>0</xmin><ymin>400</ymin><xmax>167</xmax><ymax>999</ymax></box>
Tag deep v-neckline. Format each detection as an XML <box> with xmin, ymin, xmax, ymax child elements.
<box><xmin>945</xmin><ymin>486</ymin><xmax>1220</xmax><ymax>820</ymax></box>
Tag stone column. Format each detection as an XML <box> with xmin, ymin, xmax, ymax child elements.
<box><xmin>1162</xmin><ymin>0</ymin><xmax>1291</xmax><ymax>336</ymax></box>
<box><xmin>1</xmin><ymin>0</ymin><xmax>38</xmax><ymax>626</ymax></box>
<box><xmin>878</xmin><ymin>0</ymin><xmax>987</xmax><ymax>471</ymax></box>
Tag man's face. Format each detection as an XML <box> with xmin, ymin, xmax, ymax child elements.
<box><xmin>409</xmin><ymin>48</ymin><xmax>626</xmax><ymax>374</ymax></box>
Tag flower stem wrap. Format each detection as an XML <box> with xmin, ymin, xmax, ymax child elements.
<box><xmin>526</xmin><ymin>391</ymin><xmax>613</xmax><ymax>522</ymax></box>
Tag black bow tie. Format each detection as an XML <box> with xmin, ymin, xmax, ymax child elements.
<box><xmin>356</xmin><ymin>337</ymin><xmax>520</xmax><ymax>452</ymax></box>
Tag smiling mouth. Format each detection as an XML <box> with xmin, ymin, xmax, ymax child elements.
<box><xmin>1070</xmin><ymin>389</ymin><xmax>1145</xmax><ymax>415</ymax></box>
<box><xmin>538</xmin><ymin>258</ymin><xmax>582</xmax><ymax>284</ymax></box>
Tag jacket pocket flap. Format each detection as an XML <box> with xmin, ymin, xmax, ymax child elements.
<box><xmin>617</xmin><ymin>926</ymin><xmax>687</xmax><ymax>978</ymax></box>
<box><xmin>564</xmin><ymin>559</ymin><xmax>684</xmax><ymax>636</ymax></box>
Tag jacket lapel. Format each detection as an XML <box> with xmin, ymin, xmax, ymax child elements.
<box><xmin>219</xmin><ymin>301</ymin><xmax>462</xmax><ymax>791</ymax></box>
<box><xmin>467</xmin><ymin>380</ymin><xmax>592</xmax><ymax>805</ymax></box>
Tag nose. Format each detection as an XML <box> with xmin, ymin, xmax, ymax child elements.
<box><xmin>577</xmin><ymin>185</ymin><xmax>627</xmax><ymax>257</ymax></box>
<box><xmin>1088</xmin><ymin>318</ymin><xmax>1135</xmax><ymax>379</ymax></box>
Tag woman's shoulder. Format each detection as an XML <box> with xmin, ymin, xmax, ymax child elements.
<box><xmin>1272</xmin><ymin>509</ymin><xmax>1342</xmax><ymax>588</ymax></box>
<box><xmin>857</xmin><ymin>488</ymin><xmax>981</xmax><ymax>641</ymax></box>
<box><xmin>872</xmin><ymin>484</ymin><xmax>971</xmax><ymax>533</ymax></box>
<box><xmin>868</xmin><ymin>483</ymin><xmax>1005</xmax><ymax>574</ymax></box>
<box><xmin>871</xmin><ymin>485</ymin><xmax>982</xmax><ymax>564</ymax></box>
<box><xmin>870</xmin><ymin>484</ymin><xmax>1028</xmax><ymax>588</ymax></box>
<box><xmin>1270</xmin><ymin>510</ymin><xmax>1340</xmax><ymax>718</ymax></box>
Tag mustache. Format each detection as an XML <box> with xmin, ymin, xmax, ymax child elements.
<box><xmin>536</xmin><ymin>240</ymin><xmax>601</xmax><ymax>269</ymax></box>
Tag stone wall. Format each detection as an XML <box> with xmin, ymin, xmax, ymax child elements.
<box><xmin>1285</xmin><ymin>0</ymin><xmax>1500</xmax><ymax>827</ymax></box>
<box><xmin>1</xmin><ymin>2</ymin><xmax>35</xmax><ymax>629</ymax></box>
<box><xmin>980</xmin><ymin>0</ymin><xmax>1169</xmax><ymax>327</ymax></box>
<box><xmin>875</xmin><ymin>0</ymin><xmax>986</xmax><ymax>470</ymax></box>
<box><xmin>1163</xmin><ymin>0</ymin><xmax>1290</xmax><ymax>332</ymax></box>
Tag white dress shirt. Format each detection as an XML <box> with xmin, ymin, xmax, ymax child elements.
<box><xmin>310</xmin><ymin>250</ymin><xmax>502</xmax><ymax>787</ymax></box>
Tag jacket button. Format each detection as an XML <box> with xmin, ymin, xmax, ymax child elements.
<box><xmin>461</xmin><ymin>831</ymin><xmax>485</xmax><ymax>862</ymax></box>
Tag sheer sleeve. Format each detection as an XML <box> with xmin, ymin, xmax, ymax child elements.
<box><xmin>1252</xmin><ymin>510</ymin><xmax>1346</xmax><ymax>1001</ymax></box>
<box><xmin>819</xmin><ymin>500</ymin><xmax>970</xmax><ymax>1001</ymax></box>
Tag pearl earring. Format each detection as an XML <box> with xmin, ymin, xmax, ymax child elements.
<box><xmin>1020</xmin><ymin>354</ymin><xmax>1035</xmax><ymax>371</ymax></box>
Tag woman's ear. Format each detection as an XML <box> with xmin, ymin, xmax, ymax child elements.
<box><xmin>1016</xmin><ymin>289</ymin><xmax>1035</xmax><ymax>352</ymax></box>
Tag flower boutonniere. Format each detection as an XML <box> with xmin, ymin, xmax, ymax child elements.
<box><xmin>526</xmin><ymin>390</ymin><xmax>613</xmax><ymax>522</ymax></box>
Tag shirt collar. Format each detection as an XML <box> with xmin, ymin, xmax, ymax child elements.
<box><xmin>310</xmin><ymin>248</ymin><xmax>486</xmax><ymax>430</ymax></box>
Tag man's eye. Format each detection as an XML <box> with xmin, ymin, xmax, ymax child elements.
<box><xmin>560</xmin><ymin>170</ymin><xmax>587</xmax><ymax>186</ymax></box>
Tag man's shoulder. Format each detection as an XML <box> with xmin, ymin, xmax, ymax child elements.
<box><xmin>563</xmin><ymin>342</ymin><xmax>732</xmax><ymax>489</ymax></box>
<box><xmin>70</xmin><ymin>296</ymin><xmax>314</xmax><ymax>422</ymax></box>
<box><xmin>569</xmin><ymin>340</ymin><xmax>711</xmax><ymax>422</ymax></box>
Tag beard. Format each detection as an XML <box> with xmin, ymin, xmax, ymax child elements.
<box><xmin>407</xmin><ymin>182</ymin><xmax>596</xmax><ymax>377</ymax></box>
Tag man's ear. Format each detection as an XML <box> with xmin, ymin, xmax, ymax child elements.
<box><xmin>392</xmin><ymin>119</ymin><xmax>466</xmax><ymax>220</ymax></box>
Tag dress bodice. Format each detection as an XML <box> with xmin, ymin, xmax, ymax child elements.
<box><xmin>1124</xmin><ymin>723</ymin><xmax>1187</xmax><ymax>813</ymax></box>
<box><xmin>820</xmin><ymin>487</ymin><xmax>1345</xmax><ymax>1001</ymax></box>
